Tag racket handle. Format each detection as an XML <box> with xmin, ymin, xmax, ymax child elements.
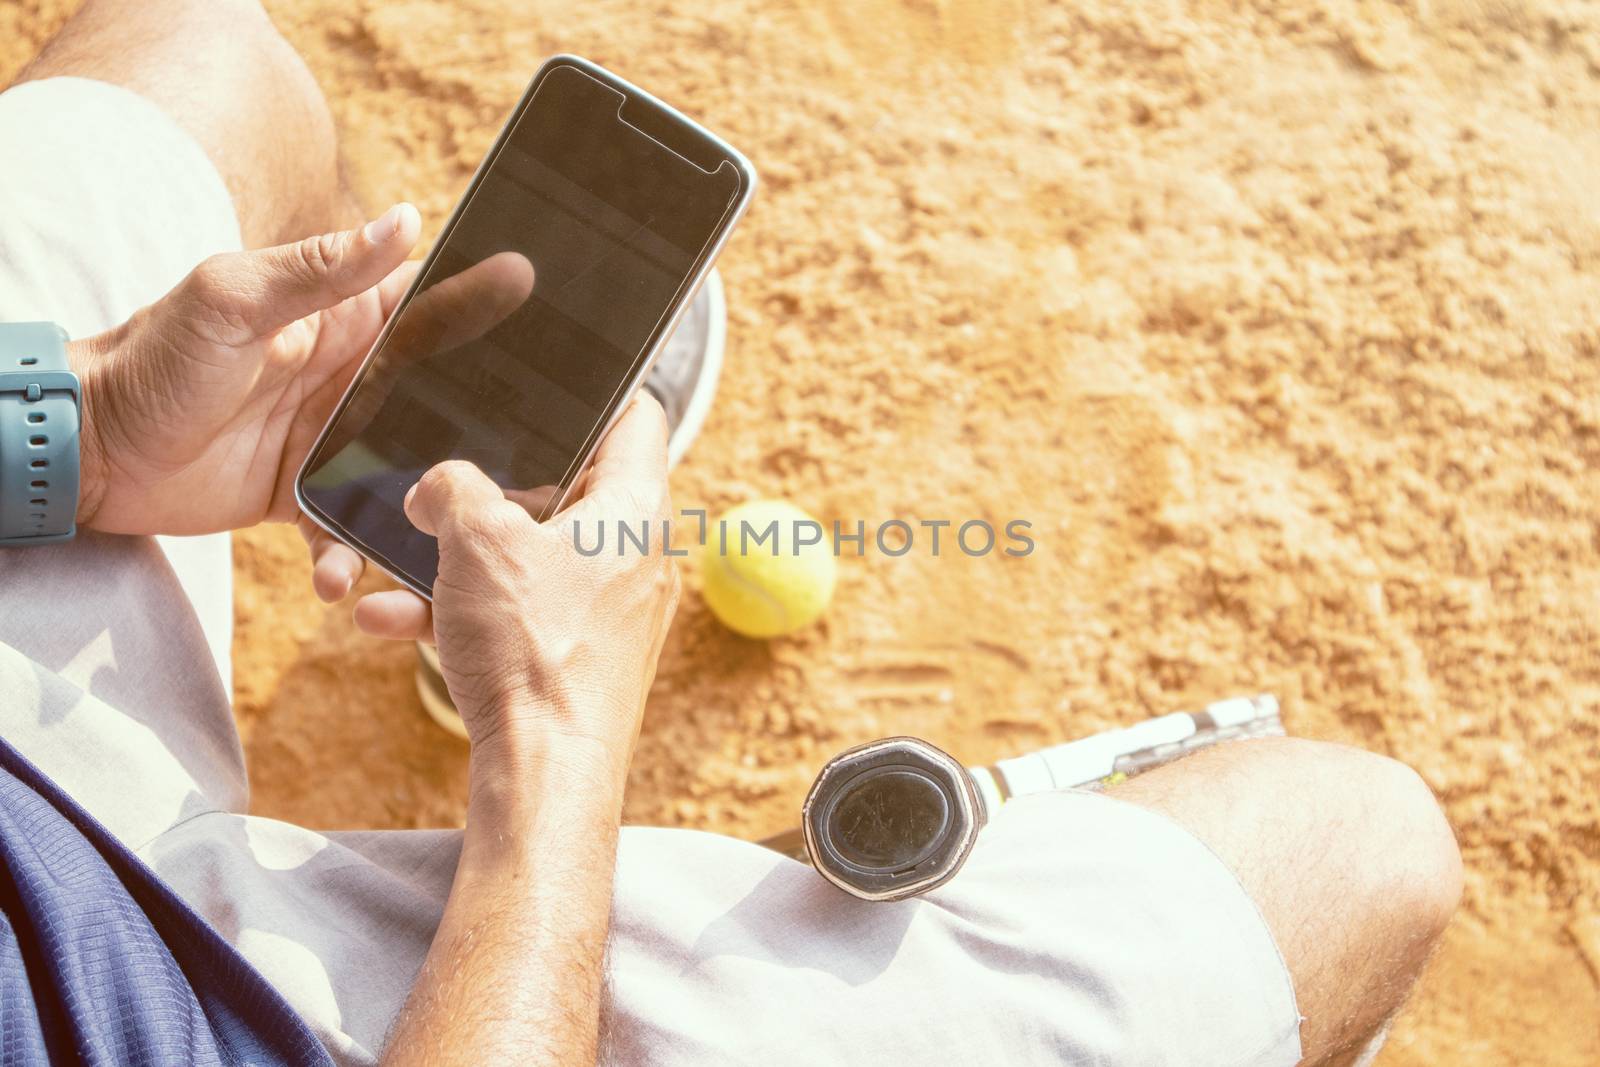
<box><xmin>761</xmin><ymin>694</ymin><xmax>1284</xmax><ymax>899</ymax></box>
<box><xmin>968</xmin><ymin>694</ymin><xmax>1283</xmax><ymax>816</ymax></box>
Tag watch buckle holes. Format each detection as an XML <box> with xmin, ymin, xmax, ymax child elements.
<box><xmin>29</xmin><ymin>499</ymin><xmax>45</xmax><ymax>507</ymax></box>
<box><xmin>30</xmin><ymin>459</ymin><xmax>47</xmax><ymax>469</ymax></box>
<box><xmin>30</xmin><ymin>480</ymin><xmax>46</xmax><ymax>489</ymax></box>
<box><xmin>28</xmin><ymin>435</ymin><xmax>47</xmax><ymax>447</ymax></box>
<box><xmin>27</xmin><ymin>413</ymin><xmax>44</xmax><ymax>424</ymax></box>
<box><xmin>19</xmin><ymin>357</ymin><xmax>37</xmax><ymax>366</ymax></box>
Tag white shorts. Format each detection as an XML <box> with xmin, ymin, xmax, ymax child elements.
<box><xmin>0</xmin><ymin>76</ymin><xmax>1302</xmax><ymax>1066</ymax></box>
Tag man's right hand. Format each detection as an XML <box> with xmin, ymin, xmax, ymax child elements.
<box><xmin>360</xmin><ymin>395</ymin><xmax>680</xmax><ymax>784</ymax></box>
<box><xmin>376</xmin><ymin>396</ymin><xmax>678</xmax><ymax>1067</ymax></box>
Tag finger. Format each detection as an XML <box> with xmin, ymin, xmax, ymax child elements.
<box><xmin>578</xmin><ymin>393</ymin><xmax>670</xmax><ymax>513</ymax></box>
<box><xmin>353</xmin><ymin>589</ymin><xmax>433</xmax><ymax>642</ymax></box>
<box><xmin>404</xmin><ymin>460</ymin><xmax>509</xmax><ymax>538</ymax></box>
<box><xmin>389</xmin><ymin>251</ymin><xmax>534</xmax><ymax>355</ymax></box>
<box><xmin>313</xmin><ymin>542</ymin><xmax>365</xmax><ymax>602</ymax></box>
<box><xmin>296</xmin><ymin>515</ymin><xmax>366</xmax><ymax>601</ymax></box>
<box><xmin>247</xmin><ymin>203</ymin><xmax>422</xmax><ymax>332</ymax></box>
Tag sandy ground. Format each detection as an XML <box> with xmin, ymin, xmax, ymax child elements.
<box><xmin>6</xmin><ymin>0</ymin><xmax>1600</xmax><ymax>1062</ymax></box>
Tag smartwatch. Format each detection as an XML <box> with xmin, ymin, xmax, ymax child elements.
<box><xmin>0</xmin><ymin>322</ymin><xmax>80</xmax><ymax>545</ymax></box>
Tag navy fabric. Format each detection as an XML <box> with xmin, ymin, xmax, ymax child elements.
<box><xmin>0</xmin><ymin>735</ymin><xmax>332</xmax><ymax>1067</ymax></box>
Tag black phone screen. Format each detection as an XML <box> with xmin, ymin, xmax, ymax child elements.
<box><xmin>300</xmin><ymin>61</ymin><xmax>742</xmax><ymax>591</ymax></box>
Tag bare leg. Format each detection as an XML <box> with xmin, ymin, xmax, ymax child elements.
<box><xmin>11</xmin><ymin>0</ymin><xmax>358</xmax><ymax>246</ymax></box>
<box><xmin>1113</xmin><ymin>737</ymin><xmax>1463</xmax><ymax>1067</ymax></box>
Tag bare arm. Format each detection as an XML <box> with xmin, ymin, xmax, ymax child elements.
<box><xmin>375</xmin><ymin>399</ymin><xmax>680</xmax><ymax>1066</ymax></box>
<box><xmin>381</xmin><ymin>745</ymin><xmax>625</xmax><ymax>1065</ymax></box>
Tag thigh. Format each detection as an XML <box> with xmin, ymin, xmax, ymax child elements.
<box><xmin>0</xmin><ymin>77</ymin><xmax>241</xmax><ymax>335</ymax></box>
<box><xmin>1113</xmin><ymin>738</ymin><xmax>1461</xmax><ymax>1065</ymax></box>
<box><xmin>0</xmin><ymin>76</ymin><xmax>246</xmax><ymax>834</ymax></box>
<box><xmin>0</xmin><ymin>78</ymin><xmax>243</xmax><ymax>668</ymax></box>
<box><xmin>604</xmin><ymin>791</ymin><xmax>1302</xmax><ymax>1067</ymax></box>
<box><xmin>144</xmin><ymin>792</ymin><xmax>1300</xmax><ymax>1067</ymax></box>
<box><xmin>141</xmin><ymin>816</ymin><xmax>463</xmax><ymax>1064</ymax></box>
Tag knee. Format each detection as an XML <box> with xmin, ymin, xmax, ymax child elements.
<box><xmin>1308</xmin><ymin>741</ymin><xmax>1463</xmax><ymax>949</ymax></box>
<box><xmin>217</xmin><ymin>0</ymin><xmax>335</xmax><ymax>125</ymax></box>
<box><xmin>180</xmin><ymin>0</ymin><xmax>344</xmax><ymax>234</ymax></box>
<box><xmin>44</xmin><ymin>0</ymin><xmax>338</xmax><ymax>160</ymax></box>
<box><xmin>1363</xmin><ymin>750</ymin><xmax>1463</xmax><ymax>941</ymax></box>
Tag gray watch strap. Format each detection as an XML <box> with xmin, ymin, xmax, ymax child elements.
<box><xmin>0</xmin><ymin>322</ymin><xmax>80</xmax><ymax>545</ymax></box>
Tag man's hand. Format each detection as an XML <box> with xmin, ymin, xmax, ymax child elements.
<box><xmin>375</xmin><ymin>396</ymin><xmax>679</xmax><ymax>775</ymax></box>
<box><xmin>379</xmin><ymin>396</ymin><xmax>679</xmax><ymax>1067</ymax></box>
<box><xmin>70</xmin><ymin>203</ymin><xmax>422</xmax><ymax>537</ymax></box>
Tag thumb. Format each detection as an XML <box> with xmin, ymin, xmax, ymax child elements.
<box><xmin>404</xmin><ymin>460</ymin><xmax>514</xmax><ymax>539</ymax></box>
<box><xmin>241</xmin><ymin>203</ymin><xmax>421</xmax><ymax>333</ymax></box>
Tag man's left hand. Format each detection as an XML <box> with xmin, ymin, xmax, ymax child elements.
<box><xmin>70</xmin><ymin>203</ymin><xmax>421</xmax><ymax>552</ymax></box>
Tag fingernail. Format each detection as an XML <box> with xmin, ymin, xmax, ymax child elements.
<box><xmin>339</xmin><ymin>572</ymin><xmax>355</xmax><ymax>599</ymax></box>
<box><xmin>363</xmin><ymin>204</ymin><xmax>403</xmax><ymax>243</ymax></box>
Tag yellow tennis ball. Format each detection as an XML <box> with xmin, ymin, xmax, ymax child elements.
<box><xmin>700</xmin><ymin>500</ymin><xmax>837</xmax><ymax>638</ymax></box>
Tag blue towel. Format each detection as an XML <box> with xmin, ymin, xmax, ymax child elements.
<box><xmin>0</xmin><ymin>735</ymin><xmax>332</xmax><ymax>1066</ymax></box>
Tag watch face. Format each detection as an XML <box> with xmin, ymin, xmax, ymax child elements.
<box><xmin>802</xmin><ymin>737</ymin><xmax>983</xmax><ymax>902</ymax></box>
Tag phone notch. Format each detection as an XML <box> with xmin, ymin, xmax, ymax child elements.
<box><xmin>615</xmin><ymin>94</ymin><xmax>727</xmax><ymax>175</ymax></box>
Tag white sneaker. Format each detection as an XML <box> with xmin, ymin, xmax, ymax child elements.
<box><xmin>644</xmin><ymin>269</ymin><xmax>725</xmax><ymax>470</ymax></box>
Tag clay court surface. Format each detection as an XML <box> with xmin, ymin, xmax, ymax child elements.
<box><xmin>6</xmin><ymin>0</ymin><xmax>1600</xmax><ymax>1062</ymax></box>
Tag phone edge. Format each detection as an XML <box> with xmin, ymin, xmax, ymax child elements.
<box><xmin>293</xmin><ymin>53</ymin><xmax>757</xmax><ymax>602</ymax></box>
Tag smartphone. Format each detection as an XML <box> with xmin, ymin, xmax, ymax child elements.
<box><xmin>295</xmin><ymin>54</ymin><xmax>755</xmax><ymax>597</ymax></box>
